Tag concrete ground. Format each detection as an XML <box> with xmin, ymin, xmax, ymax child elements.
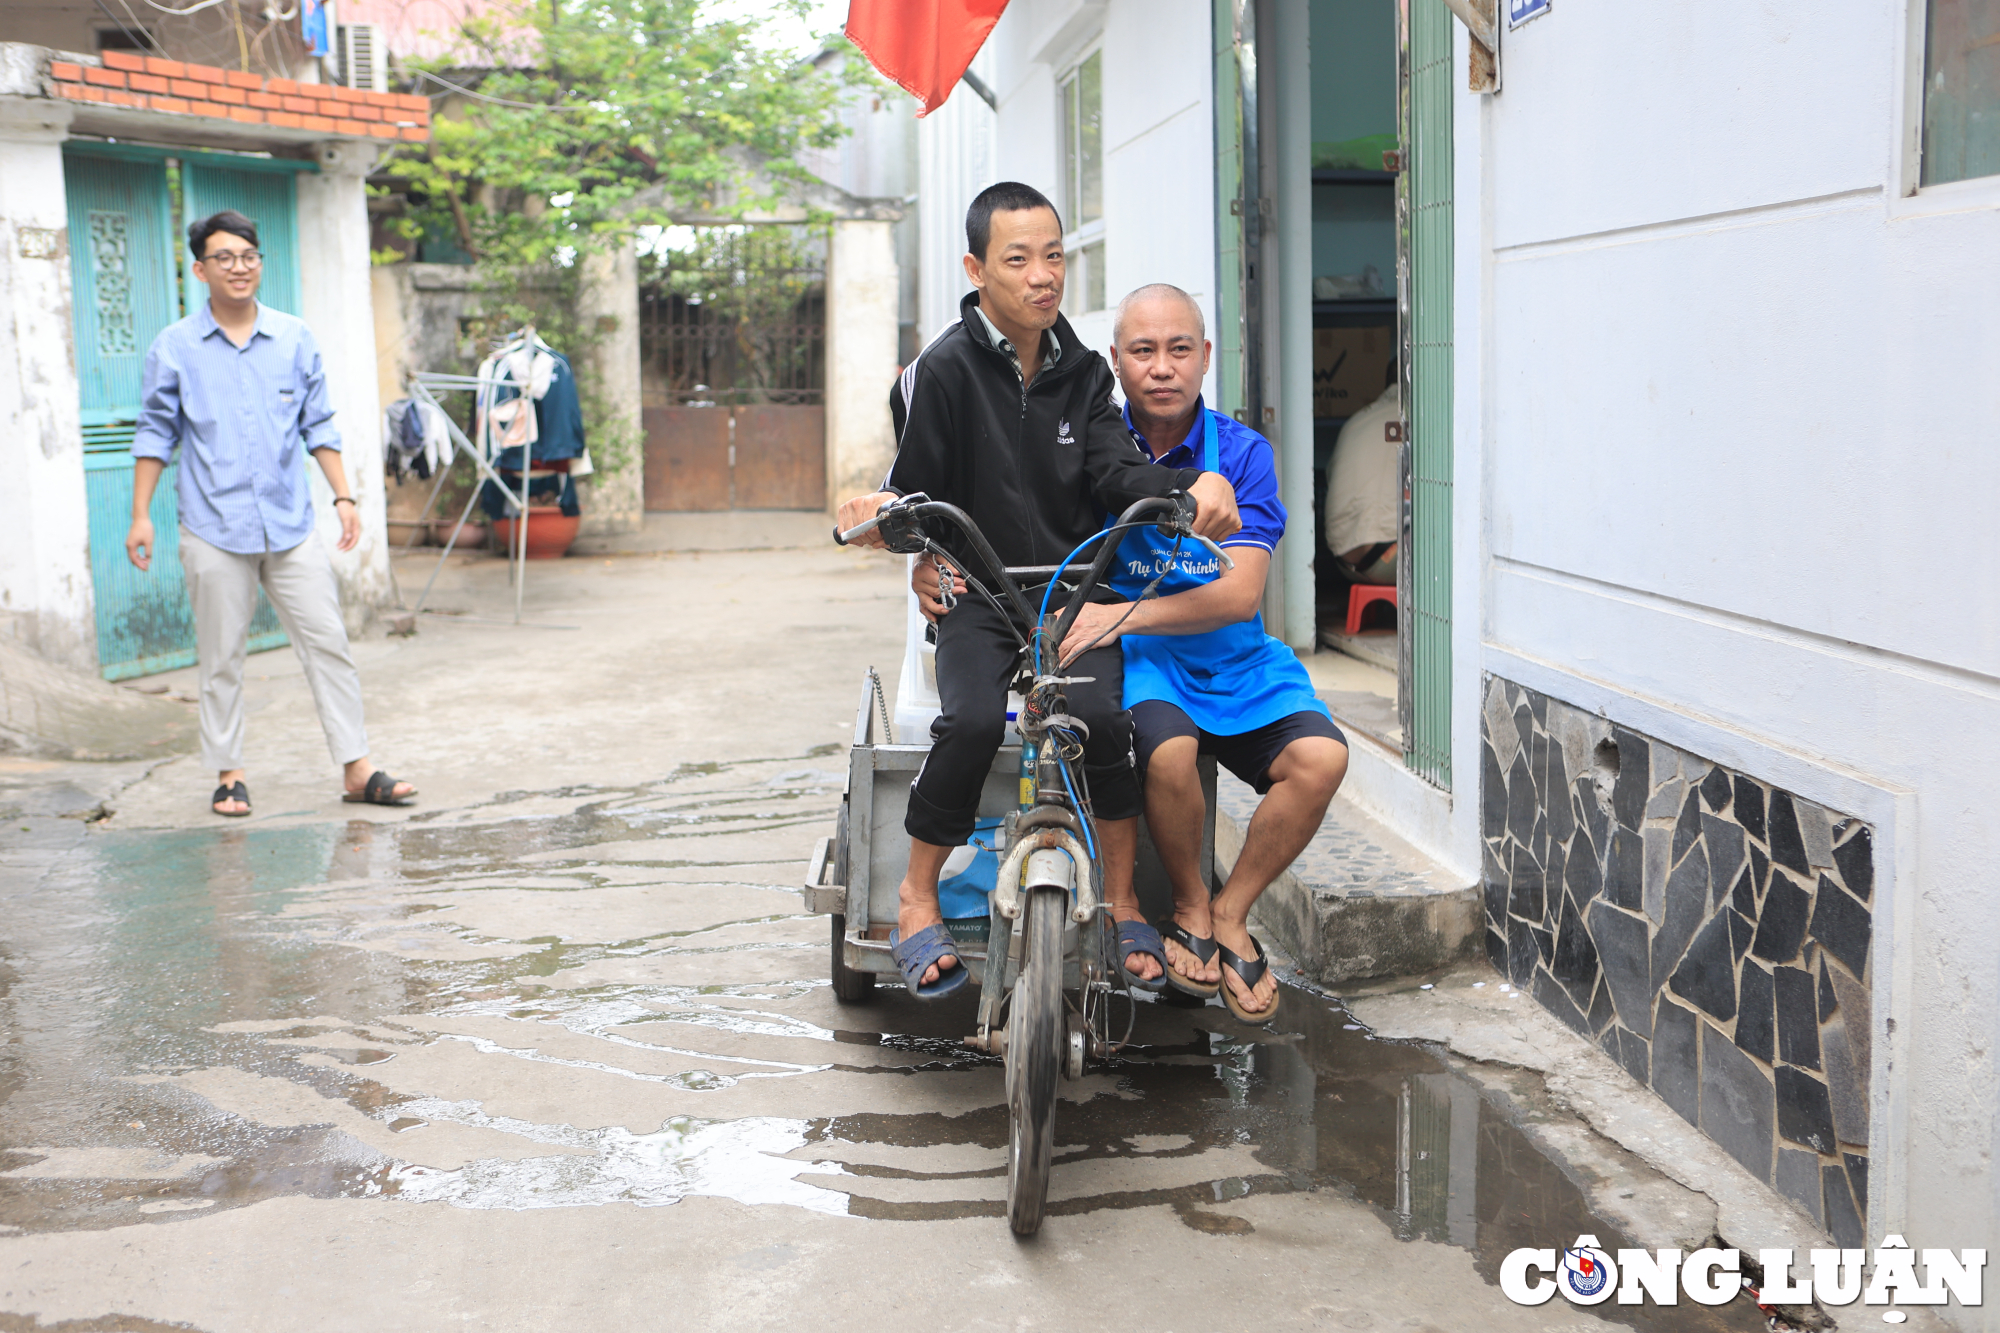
<box><xmin>0</xmin><ymin>531</ymin><xmax>1872</xmax><ymax>1332</ymax></box>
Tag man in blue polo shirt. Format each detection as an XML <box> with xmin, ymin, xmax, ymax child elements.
<box><xmin>1063</xmin><ymin>284</ymin><xmax>1348</xmax><ymax>1023</ymax></box>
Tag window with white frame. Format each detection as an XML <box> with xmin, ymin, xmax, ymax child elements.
<box><xmin>1059</xmin><ymin>48</ymin><xmax>1106</xmax><ymax>314</ymax></box>
<box><xmin>1920</xmin><ymin>0</ymin><xmax>2000</xmax><ymax>185</ymax></box>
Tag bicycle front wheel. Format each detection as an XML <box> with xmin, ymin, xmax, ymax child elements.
<box><xmin>1005</xmin><ymin>885</ymin><xmax>1065</xmax><ymax>1235</ymax></box>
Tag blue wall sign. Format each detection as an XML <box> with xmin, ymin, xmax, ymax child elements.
<box><xmin>1508</xmin><ymin>0</ymin><xmax>1550</xmax><ymax>28</ymax></box>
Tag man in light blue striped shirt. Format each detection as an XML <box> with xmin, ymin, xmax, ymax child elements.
<box><xmin>126</xmin><ymin>209</ymin><xmax>416</xmax><ymax>817</ymax></box>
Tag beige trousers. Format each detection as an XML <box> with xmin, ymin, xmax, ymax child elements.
<box><xmin>180</xmin><ymin>527</ymin><xmax>369</xmax><ymax>772</ymax></box>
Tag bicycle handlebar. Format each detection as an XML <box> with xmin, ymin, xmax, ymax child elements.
<box><xmin>835</xmin><ymin>492</ymin><xmax>1234</xmax><ymax>642</ymax></box>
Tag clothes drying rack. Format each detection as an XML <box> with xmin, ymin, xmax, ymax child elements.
<box><xmin>400</xmin><ymin>366</ymin><xmax>558</xmax><ymax>628</ymax></box>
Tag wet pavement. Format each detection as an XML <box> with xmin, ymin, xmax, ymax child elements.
<box><xmin>0</xmin><ymin>748</ymin><xmax>1778</xmax><ymax>1332</ymax></box>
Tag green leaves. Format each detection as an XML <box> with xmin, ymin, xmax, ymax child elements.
<box><xmin>382</xmin><ymin>0</ymin><xmax>864</xmax><ymax>268</ymax></box>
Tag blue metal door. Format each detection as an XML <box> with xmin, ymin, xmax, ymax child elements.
<box><xmin>66</xmin><ymin>146</ymin><xmax>289</xmax><ymax>680</ymax></box>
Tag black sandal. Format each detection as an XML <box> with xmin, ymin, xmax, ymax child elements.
<box><xmin>1218</xmin><ymin>935</ymin><xmax>1280</xmax><ymax>1025</ymax></box>
<box><xmin>1161</xmin><ymin>921</ymin><xmax>1221</xmax><ymax>998</ymax></box>
<box><xmin>342</xmin><ymin>770</ymin><xmax>417</xmax><ymax>806</ymax></box>
<box><xmin>211</xmin><ymin>781</ymin><xmax>251</xmax><ymax>818</ymax></box>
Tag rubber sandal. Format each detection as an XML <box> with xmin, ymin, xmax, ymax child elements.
<box><xmin>1160</xmin><ymin>921</ymin><xmax>1221</xmax><ymax>998</ymax></box>
<box><xmin>1112</xmin><ymin>918</ymin><xmax>1168</xmax><ymax>993</ymax></box>
<box><xmin>343</xmin><ymin>770</ymin><xmax>417</xmax><ymax>806</ymax></box>
<box><xmin>888</xmin><ymin>923</ymin><xmax>971</xmax><ymax>1000</ymax></box>
<box><xmin>210</xmin><ymin>780</ymin><xmax>250</xmax><ymax>818</ymax></box>
<box><xmin>1217</xmin><ymin>935</ymin><xmax>1281</xmax><ymax>1025</ymax></box>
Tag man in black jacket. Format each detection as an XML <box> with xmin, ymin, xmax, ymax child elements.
<box><xmin>836</xmin><ymin>182</ymin><xmax>1240</xmax><ymax>998</ymax></box>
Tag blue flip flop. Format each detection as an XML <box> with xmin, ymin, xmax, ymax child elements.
<box><xmin>888</xmin><ymin>923</ymin><xmax>971</xmax><ymax>1000</ymax></box>
<box><xmin>1113</xmin><ymin>918</ymin><xmax>1168</xmax><ymax>993</ymax></box>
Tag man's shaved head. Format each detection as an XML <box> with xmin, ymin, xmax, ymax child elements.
<box><xmin>1113</xmin><ymin>283</ymin><xmax>1205</xmax><ymax>345</ymax></box>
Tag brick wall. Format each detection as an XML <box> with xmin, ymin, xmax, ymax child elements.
<box><xmin>46</xmin><ymin>50</ymin><xmax>430</xmax><ymax>142</ymax></box>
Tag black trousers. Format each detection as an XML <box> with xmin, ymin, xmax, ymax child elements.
<box><xmin>906</xmin><ymin>594</ymin><xmax>1140</xmax><ymax>847</ymax></box>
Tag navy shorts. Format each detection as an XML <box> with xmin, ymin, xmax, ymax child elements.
<box><xmin>1130</xmin><ymin>699</ymin><xmax>1348</xmax><ymax>796</ymax></box>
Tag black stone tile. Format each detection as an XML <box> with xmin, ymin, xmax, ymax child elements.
<box><xmin>1563</xmin><ymin>826</ymin><xmax>1603</xmax><ymax>906</ymax></box>
<box><xmin>1588</xmin><ymin>902</ymin><xmax>1651</xmax><ymax>1033</ymax></box>
<box><xmin>1481</xmin><ymin>743</ymin><xmax>1508</xmax><ymax>842</ymax></box>
<box><xmin>1734</xmin><ymin>775</ymin><xmax>1767</xmax><ymax>843</ymax></box>
<box><xmin>1844</xmin><ymin>1152</ymin><xmax>1868</xmax><ymax>1217</ymax></box>
<box><xmin>1730</xmin><ymin>863</ymin><xmax>1758</xmax><ymax>919</ymax></box>
<box><xmin>1651</xmin><ymin>997</ymin><xmax>1700</xmax><ymax>1127</ymax></box>
<box><xmin>1751</xmin><ymin>871</ymin><xmax>1812</xmax><ymax>965</ymax></box>
<box><xmin>1543</xmin><ymin>840</ymin><xmax>1566</xmax><ymax>924</ymax></box>
<box><xmin>1729</xmin><ymin>909</ymin><xmax>1754</xmax><ymax>961</ymax></box>
<box><xmin>1603</xmin><ymin>827</ymin><xmax>1643</xmax><ymax>913</ymax></box>
<box><xmin>1529</xmin><ymin>690</ymin><xmax>1547</xmax><ymax>725</ymax></box>
<box><xmin>1750</xmin><ymin>844</ymin><xmax>1770</xmax><ymax>898</ymax></box>
<box><xmin>1774</xmin><ymin>966</ymin><xmax>1821</xmax><ymax>1070</ymax></box>
<box><xmin>1703</xmin><ymin>1023</ymin><xmax>1776</xmax><ymax>1180</ymax></box>
<box><xmin>1531</xmin><ymin>924</ymin><xmax>1554</xmax><ymax>967</ymax></box>
<box><xmin>1612</xmin><ymin>726</ymin><xmax>1649</xmax><ymax>831</ymax></box>
<box><xmin>1485</xmin><ymin>927</ymin><xmax>1507</xmax><ymax>975</ymax></box>
<box><xmin>1588</xmin><ymin>974</ymin><xmax>1617</xmax><ymax>1034</ymax></box>
<box><xmin>1533</xmin><ymin>967</ymin><xmax>1591</xmax><ymax>1036</ymax></box>
<box><xmin>1735</xmin><ymin>961</ymin><xmax>1775</xmax><ymax>1063</ymax></box>
<box><xmin>1531</xmin><ymin>729</ymin><xmax>1549</xmax><ymax>808</ymax></box>
<box><xmin>1668</xmin><ymin>911</ymin><xmax>1737</xmax><ymax>1021</ymax></box>
<box><xmin>1776</xmin><ymin>1066</ymin><xmax>1837</xmax><ymax>1155</ymax></box>
<box><xmin>1599</xmin><ymin>1028</ymin><xmax>1620</xmax><ymax>1060</ymax></box>
<box><xmin>1671</xmin><ymin>787</ymin><xmax>1703</xmax><ymax>863</ymax></box>
<box><xmin>1701</xmin><ymin>815</ymin><xmax>1746</xmax><ymax>910</ymax></box>
<box><xmin>1506</xmin><ymin>916</ymin><xmax>1537</xmax><ymax>987</ymax></box>
<box><xmin>1767</xmin><ymin>789</ymin><xmax>1810</xmax><ymax>877</ymax></box>
<box><xmin>1530</xmin><ymin>812</ymin><xmax>1548</xmax><ymax>876</ymax></box>
<box><xmin>1506</xmin><ymin>751</ymin><xmax>1536</xmax><ymax>849</ymax></box>
<box><xmin>1824</xmin><ymin>1165</ymin><xmax>1864</xmax><ymax>1247</ymax></box>
<box><xmin>1832</xmin><ymin>825</ymin><xmax>1874</xmax><ymax>903</ymax></box>
<box><xmin>1699</xmin><ymin>765</ymin><xmax>1734</xmax><ymax>815</ymax></box>
<box><xmin>1616</xmin><ymin>1027</ymin><xmax>1650</xmax><ymax>1084</ymax></box>
<box><xmin>1576</xmin><ymin>774</ymin><xmax>1610</xmax><ymax>855</ymax></box>
<box><xmin>1775</xmin><ymin>1148</ymin><xmax>1823</xmax><ymax>1224</ymax></box>
<box><xmin>1652</xmin><ymin>842</ymin><xmax>1710</xmax><ymax>979</ymax></box>
<box><xmin>1545</xmin><ymin>744</ymin><xmax>1575</xmax><ymax>844</ymax></box>
<box><xmin>1507</xmin><ymin>843</ymin><xmax>1545</xmax><ymax>924</ymax></box>
<box><xmin>1822</xmin><ymin>1016</ymin><xmax>1869</xmax><ymax>1147</ymax></box>
<box><xmin>1483</xmin><ymin>857</ymin><xmax>1509</xmax><ymax>930</ymax></box>
<box><xmin>1819</xmin><ymin>960</ymin><xmax>1838</xmax><ymax>1020</ymax></box>
<box><xmin>1513</xmin><ymin>705</ymin><xmax>1534</xmax><ymax>768</ymax></box>
<box><xmin>1552</xmin><ymin>892</ymin><xmax>1600</xmax><ymax>1011</ymax></box>
<box><xmin>1809</xmin><ymin>875</ymin><xmax>1872</xmax><ymax>980</ymax></box>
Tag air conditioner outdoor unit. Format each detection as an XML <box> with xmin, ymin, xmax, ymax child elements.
<box><xmin>337</xmin><ymin>23</ymin><xmax>385</xmax><ymax>93</ymax></box>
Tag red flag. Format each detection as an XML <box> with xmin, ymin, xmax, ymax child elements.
<box><xmin>845</xmin><ymin>0</ymin><xmax>1010</xmax><ymax>117</ymax></box>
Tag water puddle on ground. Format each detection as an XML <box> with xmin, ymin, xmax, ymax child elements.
<box><xmin>0</xmin><ymin>755</ymin><xmax>1764</xmax><ymax>1331</ymax></box>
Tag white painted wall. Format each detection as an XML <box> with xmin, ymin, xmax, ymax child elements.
<box><xmin>915</xmin><ymin>43</ymin><xmax>995</xmax><ymax>343</ymax></box>
<box><xmin>826</xmin><ymin>219</ymin><xmax>901</xmax><ymax>507</ymax></box>
<box><xmin>295</xmin><ymin>140</ymin><xmax>394</xmax><ymax>624</ymax></box>
<box><xmin>1463</xmin><ymin>0</ymin><xmax>2000</xmax><ymax>1316</ymax></box>
<box><xmin>0</xmin><ymin>98</ymin><xmax>94</xmax><ymax>671</ymax></box>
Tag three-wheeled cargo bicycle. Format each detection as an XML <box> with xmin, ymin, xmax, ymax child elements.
<box><xmin>801</xmin><ymin>493</ymin><xmax>1229</xmax><ymax>1234</ymax></box>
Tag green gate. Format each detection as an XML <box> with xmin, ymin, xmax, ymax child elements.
<box><xmin>65</xmin><ymin>145</ymin><xmax>304</xmax><ymax>680</ymax></box>
<box><xmin>1397</xmin><ymin>0</ymin><xmax>1454</xmax><ymax>788</ymax></box>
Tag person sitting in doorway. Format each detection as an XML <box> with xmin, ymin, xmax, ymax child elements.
<box><xmin>915</xmin><ymin>284</ymin><xmax>1348</xmax><ymax>1023</ymax></box>
<box><xmin>1324</xmin><ymin>361</ymin><xmax>1401</xmax><ymax>586</ymax></box>
<box><xmin>126</xmin><ymin>209</ymin><xmax>417</xmax><ymax>817</ymax></box>
<box><xmin>837</xmin><ymin>186</ymin><xmax>1242</xmax><ymax>1000</ymax></box>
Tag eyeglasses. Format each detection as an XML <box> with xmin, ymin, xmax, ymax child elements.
<box><xmin>201</xmin><ymin>250</ymin><xmax>263</xmax><ymax>271</ymax></box>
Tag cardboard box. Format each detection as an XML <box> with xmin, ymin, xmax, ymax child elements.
<box><xmin>1313</xmin><ymin>326</ymin><xmax>1396</xmax><ymax>419</ymax></box>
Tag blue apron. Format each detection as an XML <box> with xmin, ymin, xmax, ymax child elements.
<box><xmin>1109</xmin><ymin>409</ymin><xmax>1330</xmax><ymax>736</ymax></box>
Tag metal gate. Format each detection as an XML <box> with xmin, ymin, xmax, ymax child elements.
<box><xmin>1396</xmin><ymin>0</ymin><xmax>1455</xmax><ymax>789</ymax></box>
<box><xmin>639</xmin><ymin>227</ymin><xmax>827</xmax><ymax>511</ymax></box>
<box><xmin>66</xmin><ymin>145</ymin><xmax>303</xmax><ymax>679</ymax></box>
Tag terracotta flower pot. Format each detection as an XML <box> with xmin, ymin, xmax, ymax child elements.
<box><xmin>490</xmin><ymin>507</ymin><xmax>580</xmax><ymax>559</ymax></box>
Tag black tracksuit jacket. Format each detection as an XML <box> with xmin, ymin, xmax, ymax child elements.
<box><xmin>885</xmin><ymin>291</ymin><xmax>1204</xmax><ymax>602</ymax></box>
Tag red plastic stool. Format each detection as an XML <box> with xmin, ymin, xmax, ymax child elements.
<box><xmin>1344</xmin><ymin>584</ymin><xmax>1398</xmax><ymax>634</ymax></box>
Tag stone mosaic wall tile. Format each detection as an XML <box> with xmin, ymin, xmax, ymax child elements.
<box><xmin>1480</xmin><ymin>675</ymin><xmax>1874</xmax><ymax>1236</ymax></box>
